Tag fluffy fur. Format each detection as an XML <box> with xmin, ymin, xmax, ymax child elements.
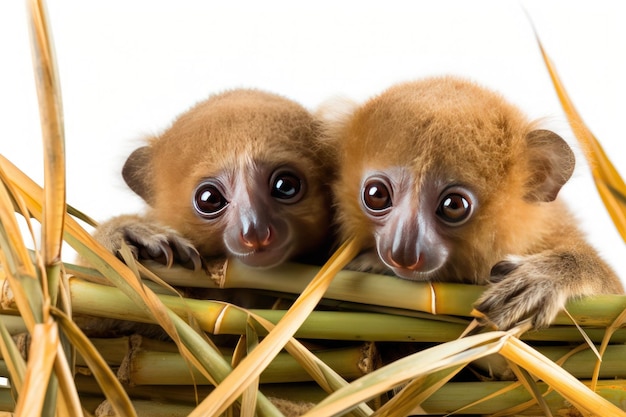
<box><xmin>326</xmin><ymin>76</ymin><xmax>623</xmax><ymax>329</ymax></box>
<box><xmin>95</xmin><ymin>89</ymin><xmax>335</xmax><ymax>269</ymax></box>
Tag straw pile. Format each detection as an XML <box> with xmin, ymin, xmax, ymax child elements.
<box><xmin>1</xmin><ymin>1</ymin><xmax>625</xmax><ymax>416</ymax></box>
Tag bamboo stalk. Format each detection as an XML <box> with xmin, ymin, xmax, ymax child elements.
<box><xmin>66</xmin><ymin>259</ymin><xmax>626</xmax><ymax>329</ymax></box>
<box><xmin>73</xmin><ymin>376</ymin><xmax>329</xmax><ymax>408</ymax></box>
<box><xmin>94</xmin><ymin>399</ymin><xmax>194</xmax><ymax>417</ymax></box>
<box><xmin>11</xmin><ymin>377</ymin><xmax>626</xmax><ymax>417</ymax></box>
<box><xmin>69</xmin><ymin>377</ymin><xmax>626</xmax><ymax>416</ymax></box>
<box><xmin>137</xmin><ymin>259</ymin><xmax>482</xmax><ymax>317</ymax></box>
<box><xmin>2</xmin><ymin>340</ymin><xmax>625</xmax><ymax>387</ymax></box>
<box><xmin>0</xmin><ymin>385</ymin><xmax>15</xmax><ymax>411</ymax></box>
<box><xmin>4</xmin><ymin>281</ymin><xmax>626</xmax><ymax>346</ymax></box>
<box><xmin>64</xmin><ymin>279</ymin><xmax>626</xmax><ymax>344</ymax></box>
<box><xmin>122</xmin><ymin>345</ymin><xmax>370</xmax><ymax>385</ymax></box>
<box><xmin>419</xmin><ymin>379</ymin><xmax>626</xmax><ymax>415</ymax></box>
<box><xmin>0</xmin><ymin>279</ymin><xmax>467</xmax><ymax>342</ymax></box>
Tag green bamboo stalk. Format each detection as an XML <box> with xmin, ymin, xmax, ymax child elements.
<box><xmin>74</xmin><ymin>375</ymin><xmax>329</xmax><ymax>408</ymax></box>
<box><xmin>32</xmin><ymin>277</ymin><xmax>470</xmax><ymax>342</ymax></box>
<box><xmin>4</xmin><ymin>280</ymin><xmax>626</xmax><ymax>345</ymax></box>
<box><xmin>38</xmin><ymin>377</ymin><xmax>626</xmax><ymax>417</ymax></box>
<box><xmin>499</xmin><ymin>338</ymin><xmax>624</xmax><ymax>416</ymax></box>
<box><xmin>136</xmin><ymin>259</ymin><xmax>483</xmax><ymax>317</ymax></box>
<box><xmin>121</xmin><ymin>345</ymin><xmax>369</xmax><ymax>385</ymax></box>
<box><xmin>3</xmin><ymin>343</ymin><xmax>622</xmax><ymax>388</ymax></box>
<box><xmin>419</xmin><ymin>380</ymin><xmax>626</xmax><ymax>415</ymax></box>
<box><xmin>535</xmin><ymin>345</ymin><xmax>626</xmax><ymax>379</ymax></box>
<box><xmin>63</xmin><ymin>278</ymin><xmax>626</xmax><ymax>344</ymax></box>
<box><xmin>56</xmin><ymin>336</ymin><xmax>372</xmax><ymax>385</ymax></box>
<box><xmin>95</xmin><ymin>399</ymin><xmax>195</xmax><ymax>417</ymax></box>
<box><xmin>0</xmin><ymin>385</ymin><xmax>15</xmax><ymax>411</ymax></box>
<box><xmin>67</xmin><ymin>259</ymin><xmax>626</xmax><ymax>328</ymax></box>
<box><xmin>522</xmin><ymin>326</ymin><xmax>626</xmax><ymax>344</ymax></box>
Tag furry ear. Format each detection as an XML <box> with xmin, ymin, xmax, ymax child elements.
<box><xmin>523</xmin><ymin>129</ymin><xmax>575</xmax><ymax>202</ymax></box>
<box><xmin>122</xmin><ymin>146</ymin><xmax>155</xmax><ymax>205</ymax></box>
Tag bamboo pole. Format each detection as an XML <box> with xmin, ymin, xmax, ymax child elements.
<box><xmin>122</xmin><ymin>346</ymin><xmax>371</xmax><ymax>385</ymax></box>
<box><xmin>4</xmin><ymin>279</ymin><xmax>626</xmax><ymax>345</ymax></box>
<box><xmin>1</xmin><ymin>278</ymin><xmax>469</xmax><ymax>342</ymax></box>
<box><xmin>3</xmin><ymin>343</ymin><xmax>625</xmax><ymax>386</ymax></box>
<box><xmin>66</xmin><ymin>259</ymin><xmax>626</xmax><ymax>328</ymax></box>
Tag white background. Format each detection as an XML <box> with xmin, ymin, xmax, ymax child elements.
<box><xmin>1</xmin><ymin>1</ymin><xmax>625</xmax><ymax>284</ymax></box>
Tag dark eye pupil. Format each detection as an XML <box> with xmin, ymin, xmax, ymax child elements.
<box><xmin>438</xmin><ymin>194</ymin><xmax>470</xmax><ymax>222</ymax></box>
<box><xmin>272</xmin><ymin>174</ymin><xmax>301</xmax><ymax>200</ymax></box>
<box><xmin>194</xmin><ymin>184</ymin><xmax>228</xmax><ymax>216</ymax></box>
<box><xmin>363</xmin><ymin>181</ymin><xmax>391</xmax><ymax>211</ymax></box>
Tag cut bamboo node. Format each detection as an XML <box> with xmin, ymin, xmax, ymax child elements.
<box><xmin>358</xmin><ymin>342</ymin><xmax>381</xmax><ymax>375</ymax></box>
<box><xmin>0</xmin><ymin>278</ymin><xmax>15</xmax><ymax>310</ymax></box>
<box><xmin>429</xmin><ymin>282</ymin><xmax>437</xmax><ymax>315</ymax></box>
<box><xmin>14</xmin><ymin>333</ymin><xmax>29</xmax><ymax>360</ymax></box>
<box><xmin>117</xmin><ymin>335</ymin><xmax>142</xmax><ymax>386</ymax></box>
<box><xmin>213</xmin><ymin>303</ymin><xmax>231</xmax><ymax>335</ymax></box>
<box><xmin>203</xmin><ymin>257</ymin><xmax>227</xmax><ymax>287</ymax></box>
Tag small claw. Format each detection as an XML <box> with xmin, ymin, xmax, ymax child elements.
<box><xmin>137</xmin><ymin>239</ymin><xmax>174</xmax><ymax>267</ymax></box>
<box><xmin>161</xmin><ymin>244</ymin><xmax>175</xmax><ymax>268</ymax></box>
<box><xmin>489</xmin><ymin>260</ymin><xmax>520</xmax><ymax>283</ymax></box>
<box><xmin>188</xmin><ymin>247</ymin><xmax>203</xmax><ymax>271</ymax></box>
<box><xmin>167</xmin><ymin>238</ymin><xmax>202</xmax><ymax>270</ymax></box>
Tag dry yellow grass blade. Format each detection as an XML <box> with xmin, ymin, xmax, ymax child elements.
<box><xmin>506</xmin><ymin>361</ymin><xmax>553</xmax><ymax>417</ymax></box>
<box><xmin>0</xmin><ymin>180</ymin><xmax>45</xmax><ymax>334</ymax></box>
<box><xmin>487</xmin><ymin>343</ymin><xmax>590</xmax><ymax>416</ymax></box>
<box><xmin>534</xmin><ymin>20</ymin><xmax>626</xmax><ymax>399</ymax></box>
<box><xmin>52</xmin><ymin>343</ymin><xmax>84</xmax><ymax>417</ymax></box>
<box><xmin>239</xmin><ymin>321</ymin><xmax>260</xmax><ymax>417</ymax></box>
<box><xmin>302</xmin><ymin>331</ymin><xmax>510</xmax><ymax>417</ymax></box>
<box><xmin>372</xmin><ymin>366</ymin><xmax>464</xmax><ymax>417</ymax></box>
<box><xmin>0</xmin><ymin>168</ymin><xmax>38</xmax><ymax>285</ymax></box>
<box><xmin>14</xmin><ymin>320</ymin><xmax>58</xmax><ymax>416</ymax></box>
<box><xmin>52</xmin><ymin>307</ymin><xmax>137</xmax><ymax>417</ymax></box>
<box><xmin>189</xmin><ymin>238</ymin><xmax>361</xmax><ymax>417</ymax></box>
<box><xmin>0</xmin><ymin>319</ymin><xmax>26</xmax><ymax>395</ymax></box>
<box><xmin>245</xmin><ymin>311</ymin><xmax>373</xmax><ymax>417</ymax></box>
<box><xmin>26</xmin><ymin>0</ymin><xmax>66</xmax><ymax>270</ymax></box>
<box><xmin>592</xmin><ymin>306</ymin><xmax>626</xmax><ymax>391</ymax></box>
<box><xmin>535</xmin><ymin>32</ymin><xmax>626</xmax><ymax>242</ymax></box>
<box><xmin>561</xmin><ymin>308</ymin><xmax>601</xmax><ymax>360</ymax></box>
<box><xmin>499</xmin><ymin>337</ymin><xmax>625</xmax><ymax>416</ymax></box>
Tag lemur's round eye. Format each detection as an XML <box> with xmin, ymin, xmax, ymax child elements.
<box><xmin>437</xmin><ymin>190</ymin><xmax>473</xmax><ymax>225</ymax></box>
<box><xmin>270</xmin><ymin>169</ymin><xmax>304</xmax><ymax>203</ymax></box>
<box><xmin>193</xmin><ymin>181</ymin><xmax>229</xmax><ymax>218</ymax></box>
<box><xmin>362</xmin><ymin>178</ymin><xmax>392</xmax><ymax>214</ymax></box>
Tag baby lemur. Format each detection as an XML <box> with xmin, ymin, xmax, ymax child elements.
<box><xmin>95</xmin><ymin>89</ymin><xmax>334</xmax><ymax>270</ymax></box>
<box><xmin>327</xmin><ymin>76</ymin><xmax>623</xmax><ymax>330</ymax></box>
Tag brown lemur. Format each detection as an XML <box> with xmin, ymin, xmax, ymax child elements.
<box><xmin>324</xmin><ymin>76</ymin><xmax>623</xmax><ymax>330</ymax></box>
<box><xmin>94</xmin><ymin>88</ymin><xmax>336</xmax><ymax>271</ymax></box>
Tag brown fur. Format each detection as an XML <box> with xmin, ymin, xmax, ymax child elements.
<box><xmin>96</xmin><ymin>89</ymin><xmax>335</xmax><ymax>269</ymax></box>
<box><xmin>327</xmin><ymin>76</ymin><xmax>623</xmax><ymax>329</ymax></box>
